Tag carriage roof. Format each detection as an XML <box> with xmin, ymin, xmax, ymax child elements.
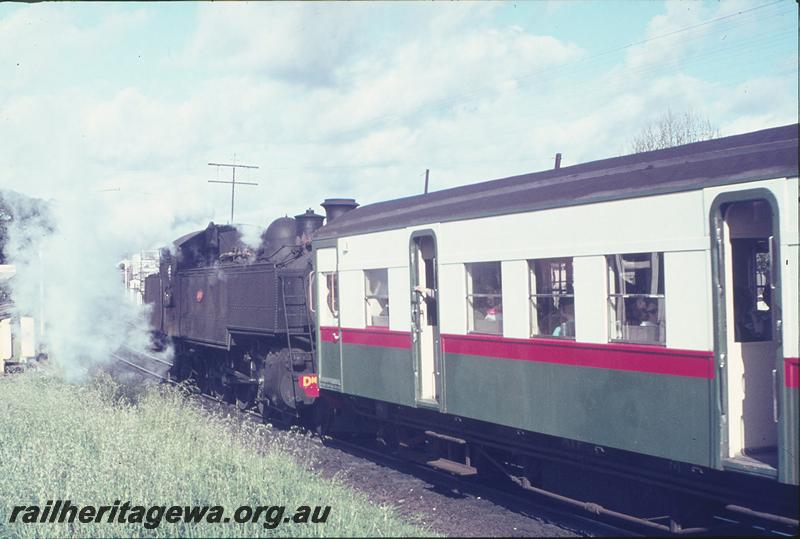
<box><xmin>315</xmin><ymin>123</ymin><xmax>798</xmax><ymax>240</ymax></box>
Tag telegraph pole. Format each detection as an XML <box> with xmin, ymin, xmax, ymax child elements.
<box><xmin>208</xmin><ymin>159</ymin><xmax>259</xmax><ymax>224</ymax></box>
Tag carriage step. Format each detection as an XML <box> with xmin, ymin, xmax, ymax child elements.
<box><xmin>425</xmin><ymin>430</ymin><xmax>467</xmax><ymax>444</ymax></box>
<box><xmin>426</xmin><ymin>458</ymin><xmax>477</xmax><ymax>476</ymax></box>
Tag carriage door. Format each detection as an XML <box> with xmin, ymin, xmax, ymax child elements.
<box><xmin>315</xmin><ymin>246</ymin><xmax>343</xmax><ymax>390</ymax></box>
<box><xmin>712</xmin><ymin>194</ymin><xmax>784</xmax><ymax>478</ymax></box>
<box><xmin>410</xmin><ymin>232</ymin><xmax>442</xmax><ymax>408</ymax></box>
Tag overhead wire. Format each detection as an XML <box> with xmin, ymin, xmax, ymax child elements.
<box><xmin>255</xmin><ymin>1</ymin><xmax>795</xmax><ymax>175</ymax></box>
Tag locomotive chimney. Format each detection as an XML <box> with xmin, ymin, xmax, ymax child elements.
<box><xmin>294</xmin><ymin>208</ymin><xmax>325</xmax><ymax>238</ymax></box>
<box><xmin>321</xmin><ymin>198</ymin><xmax>359</xmax><ymax>224</ymax></box>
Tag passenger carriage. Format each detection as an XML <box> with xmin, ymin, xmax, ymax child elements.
<box><xmin>312</xmin><ymin>123</ymin><xmax>799</xmax><ymax>498</ymax></box>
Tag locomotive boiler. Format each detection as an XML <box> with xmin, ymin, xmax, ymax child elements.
<box><xmin>146</xmin><ymin>199</ymin><xmax>357</xmax><ymax>423</ymax></box>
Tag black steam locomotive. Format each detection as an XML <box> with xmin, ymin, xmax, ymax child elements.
<box><xmin>145</xmin><ymin>198</ymin><xmax>357</xmax><ymax>423</ymax></box>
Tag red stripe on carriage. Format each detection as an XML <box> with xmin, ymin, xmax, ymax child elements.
<box><xmin>320</xmin><ymin>326</ymin><xmax>339</xmax><ymax>343</ymax></box>
<box><xmin>441</xmin><ymin>333</ymin><xmax>715</xmax><ymax>379</ymax></box>
<box><xmin>786</xmin><ymin>357</ymin><xmax>800</xmax><ymax>389</ymax></box>
<box><xmin>319</xmin><ymin>326</ymin><xmax>412</xmax><ymax>349</ymax></box>
<box><xmin>342</xmin><ymin>327</ymin><xmax>412</xmax><ymax>349</ymax></box>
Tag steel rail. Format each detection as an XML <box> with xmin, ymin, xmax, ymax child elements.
<box><xmin>111</xmin><ymin>352</ymin><xmax>175</xmax><ymax>383</ymax></box>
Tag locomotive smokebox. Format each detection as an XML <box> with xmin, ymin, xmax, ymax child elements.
<box><xmin>321</xmin><ymin>198</ymin><xmax>359</xmax><ymax>224</ymax></box>
<box><xmin>261</xmin><ymin>216</ymin><xmax>297</xmax><ymax>257</ymax></box>
<box><xmin>294</xmin><ymin>208</ymin><xmax>325</xmax><ymax>238</ymax></box>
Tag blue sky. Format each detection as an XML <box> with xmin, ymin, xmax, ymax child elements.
<box><xmin>0</xmin><ymin>1</ymin><xmax>797</xmax><ymax>249</ymax></box>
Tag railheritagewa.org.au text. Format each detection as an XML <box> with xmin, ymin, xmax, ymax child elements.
<box><xmin>9</xmin><ymin>500</ymin><xmax>331</xmax><ymax>530</ymax></box>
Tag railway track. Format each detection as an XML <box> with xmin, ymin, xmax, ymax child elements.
<box><xmin>111</xmin><ymin>348</ymin><xmax>797</xmax><ymax>537</ymax></box>
<box><xmin>110</xmin><ymin>345</ymin><xmax>267</xmax><ymax>422</ymax></box>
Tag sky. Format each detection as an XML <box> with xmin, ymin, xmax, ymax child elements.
<box><xmin>0</xmin><ymin>0</ymin><xmax>797</xmax><ymax>245</ymax></box>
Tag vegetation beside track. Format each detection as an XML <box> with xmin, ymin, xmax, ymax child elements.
<box><xmin>0</xmin><ymin>371</ymin><xmax>431</xmax><ymax>538</ymax></box>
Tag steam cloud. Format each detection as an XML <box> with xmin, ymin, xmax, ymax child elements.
<box><xmin>2</xmin><ymin>189</ymin><xmax>210</xmax><ymax>381</ymax></box>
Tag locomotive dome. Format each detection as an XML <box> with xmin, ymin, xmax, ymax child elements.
<box><xmin>262</xmin><ymin>216</ymin><xmax>297</xmax><ymax>252</ymax></box>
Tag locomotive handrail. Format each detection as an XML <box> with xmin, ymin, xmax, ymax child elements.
<box><xmin>308</xmin><ymin>270</ymin><xmax>316</xmax><ymax>313</ymax></box>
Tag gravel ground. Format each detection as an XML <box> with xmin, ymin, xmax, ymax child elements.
<box><xmin>298</xmin><ymin>437</ymin><xmax>587</xmax><ymax>537</ymax></box>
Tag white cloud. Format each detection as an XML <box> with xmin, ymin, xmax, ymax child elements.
<box><xmin>625</xmin><ymin>1</ymin><xmax>709</xmax><ymax>70</ymax></box>
<box><xmin>0</xmin><ymin>5</ymin><xmax>148</xmax><ymax>95</ymax></box>
<box><xmin>179</xmin><ymin>3</ymin><xmax>365</xmax><ymax>85</ymax></box>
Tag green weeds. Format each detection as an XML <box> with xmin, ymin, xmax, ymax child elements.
<box><xmin>0</xmin><ymin>371</ymin><xmax>430</xmax><ymax>538</ymax></box>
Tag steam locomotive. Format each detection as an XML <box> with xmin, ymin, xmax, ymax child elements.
<box><xmin>145</xmin><ymin>199</ymin><xmax>357</xmax><ymax>423</ymax></box>
<box><xmin>146</xmin><ymin>124</ymin><xmax>799</xmax><ymax>529</ymax></box>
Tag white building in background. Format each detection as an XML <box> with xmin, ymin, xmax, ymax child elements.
<box><xmin>1</xmin><ymin>264</ymin><xmax>38</xmax><ymax>372</ymax></box>
<box><xmin>119</xmin><ymin>250</ymin><xmax>160</xmax><ymax>305</ymax></box>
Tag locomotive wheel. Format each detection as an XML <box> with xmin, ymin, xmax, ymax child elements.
<box><xmin>169</xmin><ymin>355</ymin><xmax>193</xmax><ymax>385</ymax></box>
<box><xmin>192</xmin><ymin>365</ymin><xmax>210</xmax><ymax>395</ymax></box>
<box><xmin>210</xmin><ymin>385</ymin><xmax>232</xmax><ymax>403</ymax></box>
<box><xmin>255</xmin><ymin>348</ymin><xmax>302</xmax><ymax>428</ymax></box>
<box><xmin>234</xmin><ymin>383</ymin><xmax>258</xmax><ymax>412</ymax></box>
<box><xmin>259</xmin><ymin>370</ymin><xmax>298</xmax><ymax>427</ymax></box>
<box><xmin>258</xmin><ymin>398</ymin><xmax>296</xmax><ymax>428</ymax></box>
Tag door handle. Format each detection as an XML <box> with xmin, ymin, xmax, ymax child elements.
<box><xmin>411</xmin><ymin>302</ymin><xmax>420</xmax><ymax>333</ymax></box>
<box><xmin>772</xmin><ymin>368</ymin><xmax>778</xmax><ymax>423</ymax></box>
<box><xmin>768</xmin><ymin>235</ymin><xmax>775</xmax><ymax>290</ymax></box>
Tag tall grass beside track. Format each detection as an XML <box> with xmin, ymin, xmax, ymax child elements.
<box><xmin>0</xmin><ymin>371</ymin><xmax>431</xmax><ymax>538</ymax></box>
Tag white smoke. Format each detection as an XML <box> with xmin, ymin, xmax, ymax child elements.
<box><xmin>2</xmin><ymin>189</ymin><xmax>209</xmax><ymax>381</ymax></box>
<box><xmin>238</xmin><ymin>223</ymin><xmax>267</xmax><ymax>253</ymax></box>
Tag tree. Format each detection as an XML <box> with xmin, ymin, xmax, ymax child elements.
<box><xmin>0</xmin><ymin>191</ymin><xmax>53</xmax><ymax>265</ymax></box>
<box><xmin>630</xmin><ymin>108</ymin><xmax>720</xmax><ymax>153</ymax></box>
<box><xmin>0</xmin><ymin>196</ymin><xmax>12</xmax><ymax>265</ymax></box>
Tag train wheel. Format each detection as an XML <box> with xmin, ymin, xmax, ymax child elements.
<box><xmin>376</xmin><ymin>423</ymin><xmax>399</xmax><ymax>452</ymax></box>
<box><xmin>258</xmin><ymin>398</ymin><xmax>296</xmax><ymax>428</ymax></box>
<box><xmin>234</xmin><ymin>383</ymin><xmax>258</xmax><ymax>412</ymax></box>
<box><xmin>169</xmin><ymin>355</ymin><xmax>191</xmax><ymax>384</ymax></box>
<box><xmin>207</xmin><ymin>366</ymin><xmax>228</xmax><ymax>402</ymax></box>
<box><xmin>311</xmin><ymin>398</ymin><xmax>334</xmax><ymax>437</ymax></box>
<box><xmin>259</xmin><ymin>370</ymin><xmax>297</xmax><ymax>427</ymax></box>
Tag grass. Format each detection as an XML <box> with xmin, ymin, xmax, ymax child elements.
<box><xmin>0</xmin><ymin>371</ymin><xmax>432</xmax><ymax>538</ymax></box>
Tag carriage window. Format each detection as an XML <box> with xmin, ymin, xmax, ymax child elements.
<box><xmin>731</xmin><ymin>238</ymin><xmax>772</xmax><ymax>342</ymax></box>
<box><xmin>320</xmin><ymin>272</ymin><xmax>339</xmax><ymax>325</ymax></box>
<box><xmin>466</xmin><ymin>262</ymin><xmax>502</xmax><ymax>335</ymax></box>
<box><xmin>364</xmin><ymin>269</ymin><xmax>389</xmax><ymax>327</ymax></box>
<box><xmin>607</xmin><ymin>253</ymin><xmax>665</xmax><ymax>345</ymax></box>
<box><xmin>530</xmin><ymin>258</ymin><xmax>574</xmax><ymax>338</ymax></box>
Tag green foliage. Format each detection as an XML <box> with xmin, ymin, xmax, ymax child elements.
<box><xmin>0</xmin><ymin>372</ymin><xmax>431</xmax><ymax>538</ymax></box>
